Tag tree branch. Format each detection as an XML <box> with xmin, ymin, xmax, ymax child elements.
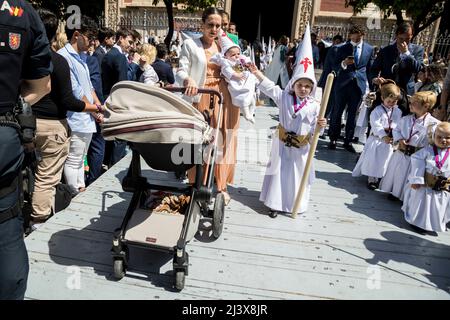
<box><xmin>414</xmin><ymin>10</ymin><xmax>444</xmax><ymax>35</ymax></box>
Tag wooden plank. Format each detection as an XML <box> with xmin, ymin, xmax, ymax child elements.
<box><xmin>24</xmin><ymin>105</ymin><xmax>450</xmax><ymax>300</ymax></box>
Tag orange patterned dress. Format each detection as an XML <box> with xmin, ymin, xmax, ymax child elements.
<box><xmin>189</xmin><ymin>49</ymin><xmax>240</xmax><ymax>192</ymax></box>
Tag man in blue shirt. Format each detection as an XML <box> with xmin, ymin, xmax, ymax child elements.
<box><xmin>58</xmin><ymin>15</ymin><xmax>102</xmax><ymax>194</ymax></box>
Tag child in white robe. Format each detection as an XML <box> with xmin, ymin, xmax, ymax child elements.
<box><xmin>248</xmin><ymin>26</ymin><xmax>326</xmax><ymax>217</ymax></box>
<box><xmin>211</xmin><ymin>31</ymin><xmax>257</xmax><ymax>123</ymax></box>
<box><xmin>402</xmin><ymin>122</ymin><xmax>450</xmax><ymax>233</ymax></box>
<box><xmin>380</xmin><ymin>91</ymin><xmax>440</xmax><ymax>201</ymax></box>
<box><xmin>352</xmin><ymin>83</ymin><xmax>403</xmax><ymax>189</ymax></box>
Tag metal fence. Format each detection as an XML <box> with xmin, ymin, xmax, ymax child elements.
<box><xmin>433</xmin><ymin>30</ymin><xmax>450</xmax><ymax>61</ymax></box>
<box><xmin>312</xmin><ymin>19</ymin><xmax>446</xmax><ymax>55</ymax></box>
<box><xmin>99</xmin><ymin>8</ymin><xmax>202</xmax><ymax>39</ymax></box>
<box><xmin>312</xmin><ymin>21</ymin><xmax>397</xmax><ymax>49</ymax></box>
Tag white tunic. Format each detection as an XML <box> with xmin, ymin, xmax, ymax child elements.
<box><xmin>380</xmin><ymin>113</ymin><xmax>440</xmax><ymax>199</ymax></box>
<box><xmin>353</xmin><ymin>105</ymin><xmax>402</xmax><ymax>178</ymax></box>
<box><xmin>139</xmin><ymin>64</ymin><xmax>159</xmax><ymax>85</ymax></box>
<box><xmin>258</xmin><ymin>78</ymin><xmax>321</xmax><ymax>214</ymax></box>
<box><xmin>210</xmin><ymin>53</ymin><xmax>256</xmax><ymax>109</ymax></box>
<box><xmin>402</xmin><ymin>146</ymin><xmax>450</xmax><ymax>232</ymax></box>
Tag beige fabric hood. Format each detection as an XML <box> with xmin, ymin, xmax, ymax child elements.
<box><xmin>102</xmin><ymin>81</ymin><xmax>212</xmax><ymax>144</ymax></box>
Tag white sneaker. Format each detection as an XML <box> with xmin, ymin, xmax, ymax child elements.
<box><xmin>31</xmin><ymin>222</ymin><xmax>44</xmax><ymax>231</ymax></box>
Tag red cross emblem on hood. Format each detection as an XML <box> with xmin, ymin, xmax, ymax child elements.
<box><xmin>300</xmin><ymin>57</ymin><xmax>312</xmax><ymax>72</ymax></box>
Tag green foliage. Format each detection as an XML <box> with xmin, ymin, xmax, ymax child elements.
<box><xmin>345</xmin><ymin>0</ymin><xmax>446</xmax><ymax>34</ymax></box>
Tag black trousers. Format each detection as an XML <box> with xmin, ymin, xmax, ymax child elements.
<box><xmin>328</xmin><ymin>80</ymin><xmax>362</xmax><ymax>143</ymax></box>
<box><xmin>0</xmin><ymin>126</ymin><xmax>28</xmax><ymax>300</ymax></box>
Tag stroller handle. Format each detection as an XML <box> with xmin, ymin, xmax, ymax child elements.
<box><xmin>164</xmin><ymin>86</ymin><xmax>223</xmax><ymax>105</ymax></box>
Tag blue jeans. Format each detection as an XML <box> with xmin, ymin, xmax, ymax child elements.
<box><xmin>0</xmin><ymin>126</ymin><xmax>28</xmax><ymax>300</ymax></box>
<box><xmin>111</xmin><ymin>140</ymin><xmax>127</xmax><ymax>166</ymax></box>
<box><xmin>86</xmin><ymin>124</ymin><xmax>105</xmax><ymax>185</ymax></box>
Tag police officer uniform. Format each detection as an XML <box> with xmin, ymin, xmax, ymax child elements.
<box><xmin>0</xmin><ymin>0</ymin><xmax>52</xmax><ymax>299</ymax></box>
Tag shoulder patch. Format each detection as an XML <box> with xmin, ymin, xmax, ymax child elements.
<box><xmin>8</xmin><ymin>32</ymin><xmax>20</xmax><ymax>50</ymax></box>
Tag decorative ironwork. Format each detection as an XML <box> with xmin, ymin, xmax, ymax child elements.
<box><xmin>298</xmin><ymin>0</ymin><xmax>312</xmax><ymax>37</ymax></box>
<box><xmin>106</xmin><ymin>0</ymin><xmax>119</xmax><ymax>31</ymax></box>
<box><xmin>313</xmin><ymin>18</ymin><xmax>397</xmax><ymax>49</ymax></box>
<box><xmin>215</xmin><ymin>0</ymin><xmax>225</xmax><ymax>9</ymax></box>
<box><xmin>431</xmin><ymin>30</ymin><xmax>450</xmax><ymax>61</ymax></box>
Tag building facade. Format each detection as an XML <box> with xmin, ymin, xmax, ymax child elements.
<box><xmin>104</xmin><ymin>0</ymin><xmax>438</xmax><ymax>52</ymax></box>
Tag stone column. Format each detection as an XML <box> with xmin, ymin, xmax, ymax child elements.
<box><xmin>224</xmin><ymin>0</ymin><xmax>232</xmax><ymax>16</ymax></box>
<box><xmin>291</xmin><ymin>0</ymin><xmax>313</xmax><ymax>40</ymax></box>
<box><xmin>291</xmin><ymin>0</ymin><xmax>302</xmax><ymax>40</ymax></box>
<box><xmin>106</xmin><ymin>0</ymin><xmax>120</xmax><ymax>30</ymax></box>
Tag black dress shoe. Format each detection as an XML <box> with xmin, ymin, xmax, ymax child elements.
<box><xmin>269</xmin><ymin>210</ymin><xmax>278</xmax><ymax>218</ymax></box>
<box><xmin>409</xmin><ymin>223</ymin><xmax>427</xmax><ymax>235</ymax></box>
<box><xmin>343</xmin><ymin>143</ymin><xmax>356</xmax><ymax>153</ymax></box>
<box><xmin>387</xmin><ymin>194</ymin><xmax>399</xmax><ymax>201</ymax></box>
<box><xmin>367</xmin><ymin>182</ymin><xmax>377</xmax><ymax>190</ymax></box>
<box><xmin>328</xmin><ymin>140</ymin><xmax>337</xmax><ymax>150</ymax></box>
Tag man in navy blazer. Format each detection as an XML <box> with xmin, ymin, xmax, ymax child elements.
<box><xmin>101</xmin><ymin>29</ymin><xmax>132</xmax><ymax>98</ymax></box>
<box><xmin>317</xmin><ymin>35</ymin><xmax>344</xmax><ymax>118</ymax></box>
<box><xmin>369</xmin><ymin>22</ymin><xmax>423</xmax><ymax>96</ymax></box>
<box><xmin>328</xmin><ymin>24</ymin><xmax>374</xmax><ymax>152</ymax></box>
<box><xmin>93</xmin><ymin>28</ymin><xmax>114</xmax><ymax>68</ymax></box>
<box><xmin>101</xmin><ymin>29</ymin><xmax>133</xmax><ymax>166</ymax></box>
<box><xmin>152</xmin><ymin>44</ymin><xmax>175</xmax><ymax>85</ymax></box>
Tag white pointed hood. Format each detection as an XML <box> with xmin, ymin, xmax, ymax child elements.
<box><xmin>288</xmin><ymin>24</ymin><xmax>317</xmax><ymax>96</ymax></box>
<box><xmin>218</xmin><ymin>29</ymin><xmax>239</xmax><ymax>56</ymax></box>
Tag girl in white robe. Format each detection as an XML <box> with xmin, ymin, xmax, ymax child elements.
<box><xmin>248</xmin><ymin>65</ymin><xmax>326</xmax><ymax>216</ymax></box>
<box><xmin>380</xmin><ymin>91</ymin><xmax>440</xmax><ymax>200</ymax></box>
<box><xmin>402</xmin><ymin>122</ymin><xmax>450</xmax><ymax>232</ymax></box>
<box><xmin>352</xmin><ymin>83</ymin><xmax>403</xmax><ymax>189</ymax></box>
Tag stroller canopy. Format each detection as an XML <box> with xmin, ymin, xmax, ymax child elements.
<box><xmin>102</xmin><ymin>81</ymin><xmax>211</xmax><ymax>145</ymax></box>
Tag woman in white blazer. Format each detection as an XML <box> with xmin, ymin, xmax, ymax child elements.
<box><xmin>176</xmin><ymin>7</ymin><xmax>240</xmax><ymax>205</ymax></box>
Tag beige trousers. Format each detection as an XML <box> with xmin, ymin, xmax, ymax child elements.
<box><xmin>31</xmin><ymin>118</ymin><xmax>70</xmax><ymax>221</ymax></box>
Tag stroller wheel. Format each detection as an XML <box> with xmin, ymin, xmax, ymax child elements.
<box><xmin>174</xmin><ymin>271</ymin><xmax>185</xmax><ymax>291</ymax></box>
<box><xmin>113</xmin><ymin>259</ymin><xmax>126</xmax><ymax>280</ymax></box>
<box><xmin>212</xmin><ymin>193</ymin><xmax>225</xmax><ymax>239</ymax></box>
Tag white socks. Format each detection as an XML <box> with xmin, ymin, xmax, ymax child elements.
<box><xmin>243</xmin><ymin>106</ymin><xmax>255</xmax><ymax>124</ymax></box>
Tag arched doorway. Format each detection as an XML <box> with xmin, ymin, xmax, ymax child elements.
<box><xmin>230</xmin><ymin>0</ymin><xmax>296</xmax><ymax>43</ymax></box>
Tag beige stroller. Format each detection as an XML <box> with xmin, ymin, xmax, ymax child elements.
<box><xmin>102</xmin><ymin>81</ymin><xmax>226</xmax><ymax>290</ymax></box>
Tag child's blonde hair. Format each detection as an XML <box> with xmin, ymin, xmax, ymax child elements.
<box><xmin>412</xmin><ymin>91</ymin><xmax>437</xmax><ymax>111</ymax></box>
<box><xmin>380</xmin><ymin>82</ymin><xmax>401</xmax><ymax>100</ymax></box>
<box><xmin>428</xmin><ymin>122</ymin><xmax>450</xmax><ymax>145</ymax></box>
<box><xmin>138</xmin><ymin>44</ymin><xmax>157</xmax><ymax>65</ymax></box>
<box><xmin>52</xmin><ymin>32</ymin><xmax>67</xmax><ymax>51</ymax></box>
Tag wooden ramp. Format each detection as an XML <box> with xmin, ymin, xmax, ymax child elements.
<box><xmin>25</xmin><ymin>105</ymin><xmax>450</xmax><ymax>300</ymax></box>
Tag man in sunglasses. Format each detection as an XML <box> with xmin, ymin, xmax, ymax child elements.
<box><xmin>57</xmin><ymin>15</ymin><xmax>103</xmax><ymax>195</ymax></box>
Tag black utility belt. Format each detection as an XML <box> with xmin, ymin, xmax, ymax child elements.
<box><xmin>0</xmin><ymin>202</ymin><xmax>20</xmax><ymax>224</ymax></box>
<box><xmin>0</xmin><ymin>112</ymin><xmax>20</xmax><ymax>130</ymax></box>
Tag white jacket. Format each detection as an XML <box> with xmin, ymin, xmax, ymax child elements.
<box><xmin>176</xmin><ymin>37</ymin><xmax>207</xmax><ymax>103</ymax></box>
